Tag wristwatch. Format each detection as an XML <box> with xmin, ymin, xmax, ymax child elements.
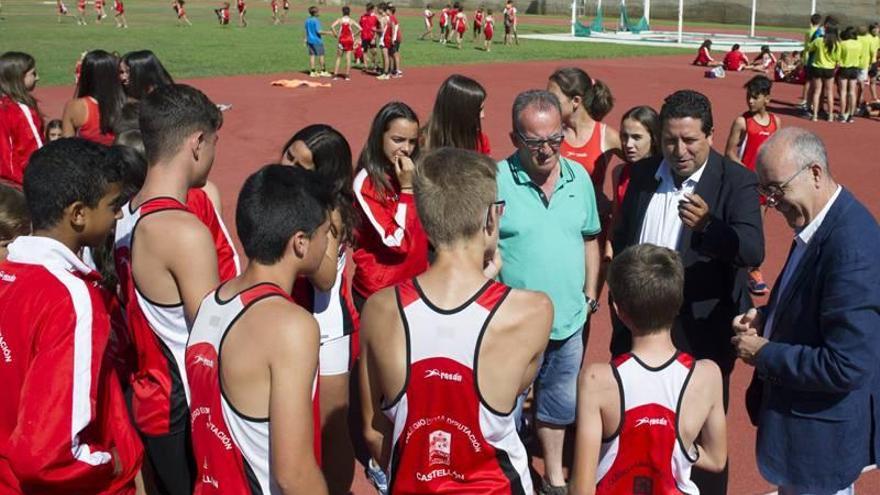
<box><xmin>587</xmin><ymin>297</ymin><xmax>600</xmax><ymax>314</ymax></box>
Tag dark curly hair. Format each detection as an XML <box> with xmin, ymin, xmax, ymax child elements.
<box><xmin>659</xmin><ymin>90</ymin><xmax>713</xmax><ymax>136</ymax></box>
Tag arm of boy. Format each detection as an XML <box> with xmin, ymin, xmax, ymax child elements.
<box><xmin>724</xmin><ymin>116</ymin><xmax>747</xmax><ymax>165</ymax></box>
<box><xmin>267</xmin><ymin>304</ymin><xmax>329</xmax><ymax>495</ymax></box>
<box><xmin>359</xmin><ymin>289</ymin><xmax>398</xmax><ymax>468</ymax></box>
<box><xmin>569</xmin><ymin>363</ymin><xmax>616</xmax><ymax>495</ymax></box>
<box><xmin>693</xmin><ymin>360</ymin><xmax>727</xmax><ymax>473</ymax></box>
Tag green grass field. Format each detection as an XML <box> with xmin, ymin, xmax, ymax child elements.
<box><xmin>0</xmin><ymin>0</ymin><xmax>699</xmax><ymax>86</ymax></box>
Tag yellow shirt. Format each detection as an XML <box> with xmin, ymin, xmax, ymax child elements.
<box><xmin>840</xmin><ymin>39</ymin><xmax>864</xmax><ymax>69</ymax></box>
<box><xmin>857</xmin><ymin>35</ymin><xmax>873</xmax><ymax>69</ymax></box>
<box><xmin>809</xmin><ymin>37</ymin><xmax>840</xmax><ymax>69</ymax></box>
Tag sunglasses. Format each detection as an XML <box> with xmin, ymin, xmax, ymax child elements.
<box><xmin>757</xmin><ymin>166</ymin><xmax>809</xmax><ymax>207</ymax></box>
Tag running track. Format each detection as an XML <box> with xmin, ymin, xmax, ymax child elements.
<box><xmin>35</xmin><ymin>53</ymin><xmax>880</xmax><ymax>494</ymax></box>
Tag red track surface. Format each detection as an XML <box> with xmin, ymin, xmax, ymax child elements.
<box><xmin>35</xmin><ymin>53</ymin><xmax>880</xmax><ymax>494</ymax></box>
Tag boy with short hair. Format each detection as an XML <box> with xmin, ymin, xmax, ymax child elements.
<box><xmin>723</xmin><ymin>43</ymin><xmax>749</xmax><ymax>71</ymax></box>
<box><xmin>331</xmin><ymin>5</ymin><xmax>362</xmax><ymax>80</ymax></box>
<box><xmin>570</xmin><ymin>244</ymin><xmax>727</xmax><ymax>495</ymax></box>
<box><xmin>724</xmin><ymin>75</ymin><xmax>781</xmax><ymax>296</ymax></box>
<box><xmin>0</xmin><ymin>138</ymin><xmax>143</xmax><ymax>494</ymax></box>
<box><xmin>305</xmin><ymin>6</ymin><xmax>333</xmax><ymax>78</ymax></box>
<box><xmin>114</xmin><ymin>84</ymin><xmax>223</xmax><ymax>495</ymax></box>
<box><xmin>361</xmin><ymin>148</ymin><xmax>552</xmax><ymax>493</ymax></box>
<box><xmin>359</xmin><ymin>3</ymin><xmax>380</xmax><ymax>73</ymax></box>
<box><xmin>187</xmin><ymin>165</ymin><xmax>332</xmax><ymax>495</ymax></box>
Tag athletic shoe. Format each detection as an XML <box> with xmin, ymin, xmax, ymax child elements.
<box><xmin>392</xmin><ymin>70</ymin><xmax>403</xmax><ymax>78</ymax></box>
<box><xmin>318</xmin><ymin>71</ymin><xmax>333</xmax><ymax>77</ymax></box>
<box><xmin>309</xmin><ymin>71</ymin><xmax>318</xmax><ymax>77</ymax></box>
<box><xmin>376</xmin><ymin>73</ymin><xmax>391</xmax><ymax>80</ymax></box>
<box><xmin>748</xmin><ymin>269</ymin><xmax>769</xmax><ymax>296</ymax></box>
<box><xmin>539</xmin><ymin>477</ymin><xmax>568</xmax><ymax>495</ymax></box>
<box><xmin>365</xmin><ymin>459</ymin><xmax>389</xmax><ymax>495</ymax></box>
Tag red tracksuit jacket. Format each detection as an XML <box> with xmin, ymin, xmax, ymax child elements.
<box><xmin>352</xmin><ymin>168</ymin><xmax>429</xmax><ymax>298</ymax></box>
<box><xmin>0</xmin><ymin>96</ymin><xmax>43</xmax><ymax>186</ymax></box>
<box><xmin>0</xmin><ymin>236</ymin><xmax>142</xmax><ymax>494</ymax></box>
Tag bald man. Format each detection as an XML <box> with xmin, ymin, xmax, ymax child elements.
<box><xmin>733</xmin><ymin>128</ymin><xmax>880</xmax><ymax>495</ymax></box>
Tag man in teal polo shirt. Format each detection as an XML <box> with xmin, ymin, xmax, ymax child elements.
<box><xmin>497</xmin><ymin>89</ymin><xmax>601</xmax><ymax>494</ymax></box>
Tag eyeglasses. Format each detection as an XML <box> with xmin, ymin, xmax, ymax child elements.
<box><xmin>516</xmin><ymin>131</ymin><xmax>564</xmax><ymax>152</ymax></box>
<box><xmin>756</xmin><ymin>166</ymin><xmax>809</xmax><ymax>207</ymax></box>
<box><xmin>486</xmin><ymin>200</ymin><xmax>506</xmax><ymax>227</ymax></box>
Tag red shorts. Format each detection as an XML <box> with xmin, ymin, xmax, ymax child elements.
<box><xmin>115</xmin><ymin>3</ymin><xmax>124</xmax><ymax>14</ymax></box>
<box><xmin>484</xmin><ymin>26</ymin><xmax>493</xmax><ymax>40</ymax></box>
<box><xmin>338</xmin><ymin>38</ymin><xmax>354</xmax><ymax>52</ymax></box>
<box><xmin>237</xmin><ymin>4</ymin><xmax>245</xmax><ymax>13</ymax></box>
<box><xmin>456</xmin><ymin>23</ymin><xmax>466</xmax><ymax>34</ymax></box>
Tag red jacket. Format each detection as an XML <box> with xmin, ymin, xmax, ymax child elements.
<box><xmin>0</xmin><ymin>96</ymin><xmax>43</xmax><ymax>186</ymax></box>
<box><xmin>0</xmin><ymin>236</ymin><xmax>142</xmax><ymax>494</ymax></box>
<box><xmin>352</xmin><ymin>168</ymin><xmax>429</xmax><ymax>298</ymax></box>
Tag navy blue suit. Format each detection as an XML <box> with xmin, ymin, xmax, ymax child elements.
<box><xmin>747</xmin><ymin>188</ymin><xmax>880</xmax><ymax>491</ymax></box>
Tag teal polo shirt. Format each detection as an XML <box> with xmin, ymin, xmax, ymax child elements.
<box><xmin>496</xmin><ymin>153</ymin><xmax>601</xmax><ymax>341</ymax></box>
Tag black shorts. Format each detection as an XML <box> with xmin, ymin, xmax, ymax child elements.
<box><xmin>839</xmin><ymin>67</ymin><xmax>860</xmax><ymax>80</ymax></box>
<box><xmin>143</xmin><ymin>430</ymin><xmax>195</xmax><ymax>495</ymax></box>
<box><xmin>388</xmin><ymin>41</ymin><xmax>400</xmax><ymax>56</ymax></box>
<box><xmin>811</xmin><ymin>67</ymin><xmax>835</xmax><ymax>80</ymax></box>
<box><xmin>361</xmin><ymin>38</ymin><xmax>375</xmax><ymax>49</ymax></box>
<box><xmin>504</xmin><ymin>22</ymin><xmax>512</xmax><ymax>34</ymax></box>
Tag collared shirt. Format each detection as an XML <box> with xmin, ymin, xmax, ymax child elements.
<box><xmin>496</xmin><ymin>153</ymin><xmax>601</xmax><ymax>341</ymax></box>
<box><xmin>764</xmin><ymin>185</ymin><xmax>843</xmax><ymax>338</ymax></box>
<box><xmin>638</xmin><ymin>159</ymin><xmax>708</xmax><ymax>250</ymax></box>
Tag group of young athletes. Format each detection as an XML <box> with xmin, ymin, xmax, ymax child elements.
<box><xmin>694</xmin><ymin>14</ymin><xmax>880</xmax><ymax>123</ymax></box>
<box><xmin>0</xmin><ymin>27</ymin><xmax>816</xmax><ymax>491</ymax></box>
<box><xmin>55</xmin><ymin>0</ymin><xmax>128</xmax><ymax>27</ymax></box>
<box><xmin>419</xmin><ymin>0</ymin><xmax>520</xmax><ymax>50</ymax></box>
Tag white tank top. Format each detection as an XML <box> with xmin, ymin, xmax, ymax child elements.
<box><xmin>596</xmin><ymin>351</ymin><xmax>699</xmax><ymax>495</ymax></box>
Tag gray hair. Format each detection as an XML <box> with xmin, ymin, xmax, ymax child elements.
<box><xmin>511</xmin><ymin>90</ymin><xmax>561</xmax><ymax>134</ymax></box>
<box><xmin>758</xmin><ymin>127</ymin><xmax>829</xmax><ymax>174</ymax></box>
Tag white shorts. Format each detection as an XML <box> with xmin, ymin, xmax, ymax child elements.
<box><xmin>319</xmin><ymin>334</ymin><xmax>352</xmax><ymax>376</ymax></box>
<box><xmin>859</xmin><ymin>69</ymin><xmax>869</xmax><ymax>82</ymax></box>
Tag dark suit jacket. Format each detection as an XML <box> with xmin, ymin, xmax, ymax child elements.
<box><xmin>745</xmin><ymin>188</ymin><xmax>880</xmax><ymax>491</ymax></box>
<box><xmin>612</xmin><ymin>150</ymin><xmax>764</xmax><ymax>373</ymax></box>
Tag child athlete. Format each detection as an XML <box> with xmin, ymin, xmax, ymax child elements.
<box><xmin>453</xmin><ymin>5</ymin><xmax>467</xmax><ymax>49</ymax></box>
<box><xmin>693</xmin><ymin>39</ymin><xmax>721</xmax><ymax>67</ymax></box>
<box><xmin>748</xmin><ymin>45</ymin><xmax>776</xmax><ymax>73</ymax></box>
<box><xmin>0</xmin><ymin>51</ymin><xmax>43</xmax><ymax>187</ymax></box>
<box><xmin>214</xmin><ymin>1</ymin><xmax>231</xmax><ymax>25</ymax></box>
<box><xmin>724</xmin><ymin>75</ymin><xmax>780</xmax><ymax>296</ymax></box>
<box><xmin>569</xmin><ymin>245</ymin><xmax>727</xmax><ymax>495</ymax></box>
<box><xmin>186</xmin><ymin>165</ymin><xmax>331</xmax><ymax>495</ymax></box>
<box><xmin>55</xmin><ymin>0</ymin><xmax>69</xmax><ymax>23</ymax></box>
<box><xmin>173</xmin><ymin>0</ymin><xmax>192</xmax><ymax>26</ymax></box>
<box><xmin>723</xmin><ymin>43</ymin><xmax>749</xmax><ymax>71</ymax></box>
<box><xmin>503</xmin><ymin>0</ymin><xmax>518</xmax><ymax>45</ymax></box>
<box><xmin>483</xmin><ymin>9</ymin><xmax>495</xmax><ymax>51</ymax></box>
<box><xmin>305</xmin><ymin>5</ymin><xmax>333</xmax><ymax>78</ymax></box>
<box><xmin>438</xmin><ymin>3</ymin><xmax>450</xmax><ymax>43</ymax></box>
<box><xmin>472</xmin><ymin>6</ymin><xmax>484</xmax><ymax>42</ymax></box>
<box><xmin>359</xmin><ymin>3</ymin><xmax>380</xmax><ymax>73</ymax></box>
<box><xmin>45</xmin><ymin>119</ymin><xmax>63</xmax><ymax>142</ymax></box>
<box><xmin>420</xmin><ymin>3</ymin><xmax>434</xmax><ymax>40</ymax></box>
<box><xmin>113</xmin><ymin>0</ymin><xmax>127</xmax><ymax>28</ymax></box>
<box><xmin>838</xmin><ymin>26</ymin><xmax>862</xmax><ymax>122</ymax></box>
<box><xmin>360</xmin><ymin>147</ymin><xmax>552</xmax><ymax>495</ymax></box>
<box><xmin>236</xmin><ymin>0</ymin><xmax>247</xmax><ymax>26</ymax></box>
<box><xmin>75</xmin><ymin>0</ymin><xmax>86</xmax><ymax>25</ymax></box>
<box><xmin>94</xmin><ymin>0</ymin><xmax>106</xmax><ymax>23</ymax></box>
<box><xmin>331</xmin><ymin>6</ymin><xmax>362</xmax><ymax>80</ymax></box>
<box><xmin>281</xmin><ymin>0</ymin><xmax>289</xmax><ymax>22</ymax></box>
<box><xmin>270</xmin><ymin>0</ymin><xmax>280</xmax><ymax>25</ymax></box>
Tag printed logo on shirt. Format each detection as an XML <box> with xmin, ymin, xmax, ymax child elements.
<box><xmin>424</xmin><ymin>369</ymin><xmax>462</xmax><ymax>382</ymax></box>
<box><xmin>634</xmin><ymin>416</ymin><xmax>669</xmax><ymax>428</ymax></box>
<box><xmin>201</xmin><ymin>459</ymin><xmax>220</xmax><ymax>489</ymax></box>
<box><xmin>0</xmin><ymin>329</ymin><xmax>12</xmax><ymax>363</ymax></box>
<box><xmin>193</xmin><ymin>355</ymin><xmax>215</xmax><ymax>368</ymax></box>
<box><xmin>0</xmin><ymin>271</ymin><xmax>16</xmax><ymax>283</ymax></box>
<box><xmin>428</xmin><ymin>430</ymin><xmax>452</xmax><ymax>466</ymax></box>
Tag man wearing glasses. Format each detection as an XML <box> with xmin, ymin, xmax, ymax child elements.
<box><xmin>612</xmin><ymin>90</ymin><xmax>764</xmax><ymax>493</ymax></box>
<box><xmin>732</xmin><ymin>128</ymin><xmax>880</xmax><ymax>495</ymax></box>
<box><xmin>495</xmin><ymin>89</ymin><xmax>602</xmax><ymax>494</ymax></box>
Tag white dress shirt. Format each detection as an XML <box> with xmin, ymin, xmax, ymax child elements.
<box><xmin>763</xmin><ymin>185</ymin><xmax>843</xmax><ymax>338</ymax></box>
<box><xmin>638</xmin><ymin>159</ymin><xmax>708</xmax><ymax>250</ymax></box>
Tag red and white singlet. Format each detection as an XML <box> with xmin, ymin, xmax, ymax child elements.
<box><xmin>114</xmin><ymin>198</ymin><xmax>191</xmax><ymax>436</ymax></box>
<box><xmin>596</xmin><ymin>352</ymin><xmax>699</xmax><ymax>495</ymax></box>
<box><xmin>484</xmin><ymin>16</ymin><xmax>494</xmax><ymax>40</ymax></box>
<box><xmin>560</xmin><ymin>121</ymin><xmax>608</xmax><ymax>188</ymax></box>
<box><xmin>338</xmin><ymin>19</ymin><xmax>355</xmax><ymax>51</ymax></box>
<box><xmin>424</xmin><ymin>8</ymin><xmax>433</xmax><ymax>27</ymax></box>
<box><xmin>383</xmin><ymin>279</ymin><xmax>532</xmax><ymax>494</ymax></box>
<box><xmin>187</xmin><ymin>283</ymin><xmax>320</xmax><ymax>494</ymax></box>
<box><xmin>738</xmin><ymin>111</ymin><xmax>778</xmax><ymax>172</ymax></box>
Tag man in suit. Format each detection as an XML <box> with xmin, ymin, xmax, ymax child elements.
<box><xmin>612</xmin><ymin>89</ymin><xmax>764</xmax><ymax>493</ymax></box>
<box><xmin>733</xmin><ymin>128</ymin><xmax>880</xmax><ymax>495</ymax></box>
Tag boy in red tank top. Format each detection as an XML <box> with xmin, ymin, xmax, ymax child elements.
<box><xmin>724</xmin><ymin>75</ymin><xmax>781</xmax><ymax>296</ymax></box>
<box><xmin>361</xmin><ymin>148</ymin><xmax>552</xmax><ymax>494</ymax></box>
<box><xmin>331</xmin><ymin>6</ymin><xmax>362</xmax><ymax>80</ymax></box>
<box><xmin>186</xmin><ymin>165</ymin><xmax>331</xmax><ymax>495</ymax></box>
<box><xmin>570</xmin><ymin>245</ymin><xmax>727</xmax><ymax>495</ymax></box>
